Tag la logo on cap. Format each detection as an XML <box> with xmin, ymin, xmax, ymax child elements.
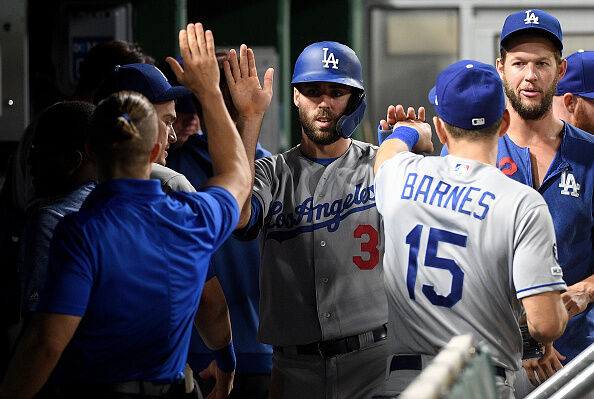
<box><xmin>524</xmin><ymin>10</ymin><xmax>540</xmax><ymax>25</ymax></box>
<box><xmin>322</xmin><ymin>48</ymin><xmax>339</xmax><ymax>69</ymax></box>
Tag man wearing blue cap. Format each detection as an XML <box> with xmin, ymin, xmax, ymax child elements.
<box><xmin>95</xmin><ymin>63</ymin><xmax>195</xmax><ymax>193</ymax></box>
<box><xmin>553</xmin><ymin>50</ymin><xmax>594</xmax><ymax>134</ymax></box>
<box><xmin>234</xmin><ymin>41</ymin><xmax>389</xmax><ymax>399</ymax></box>
<box><xmin>374</xmin><ymin>60</ymin><xmax>568</xmax><ymax>399</ymax></box>
<box><xmin>494</xmin><ymin>9</ymin><xmax>594</xmax><ymax>391</ymax></box>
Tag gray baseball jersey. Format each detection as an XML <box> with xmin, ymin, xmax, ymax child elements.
<box><xmin>150</xmin><ymin>163</ymin><xmax>196</xmax><ymax>193</ymax></box>
<box><xmin>243</xmin><ymin>140</ymin><xmax>388</xmax><ymax>346</ymax></box>
<box><xmin>375</xmin><ymin>153</ymin><xmax>567</xmax><ymax>371</ymax></box>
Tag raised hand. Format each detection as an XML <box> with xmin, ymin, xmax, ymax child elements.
<box><xmin>379</xmin><ymin>104</ymin><xmax>427</xmax><ymax>131</ymax></box>
<box><xmin>392</xmin><ymin>104</ymin><xmax>433</xmax><ymax>154</ymax></box>
<box><xmin>166</xmin><ymin>23</ymin><xmax>220</xmax><ymax>101</ymax></box>
<box><xmin>224</xmin><ymin>44</ymin><xmax>274</xmax><ymax>118</ymax></box>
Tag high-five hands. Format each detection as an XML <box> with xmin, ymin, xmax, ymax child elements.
<box><xmin>167</xmin><ymin>23</ymin><xmax>221</xmax><ymax>101</ymax></box>
<box><xmin>380</xmin><ymin>104</ymin><xmax>433</xmax><ymax>154</ymax></box>
<box><xmin>224</xmin><ymin>45</ymin><xmax>274</xmax><ymax>118</ymax></box>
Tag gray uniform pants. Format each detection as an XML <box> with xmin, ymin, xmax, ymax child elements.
<box><xmin>377</xmin><ymin>354</ymin><xmax>515</xmax><ymax>399</ymax></box>
<box><xmin>269</xmin><ymin>339</ymin><xmax>387</xmax><ymax>399</ymax></box>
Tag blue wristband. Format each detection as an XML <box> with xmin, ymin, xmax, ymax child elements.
<box><xmin>385</xmin><ymin>126</ymin><xmax>419</xmax><ymax>150</ymax></box>
<box><xmin>213</xmin><ymin>341</ymin><xmax>236</xmax><ymax>372</ymax></box>
<box><xmin>377</xmin><ymin>123</ymin><xmax>393</xmax><ymax>145</ymax></box>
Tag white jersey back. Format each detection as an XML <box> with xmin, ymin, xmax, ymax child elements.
<box><xmin>375</xmin><ymin>153</ymin><xmax>566</xmax><ymax>371</ymax></box>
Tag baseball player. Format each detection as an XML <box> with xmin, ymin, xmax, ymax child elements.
<box><xmin>234</xmin><ymin>41</ymin><xmax>388</xmax><ymax>399</ymax></box>
<box><xmin>375</xmin><ymin>60</ymin><xmax>568</xmax><ymax>399</ymax></box>
<box><xmin>438</xmin><ymin>10</ymin><xmax>594</xmax><ymax>392</ymax></box>
<box><xmin>94</xmin><ymin>63</ymin><xmax>196</xmax><ymax>193</ymax></box>
<box><xmin>553</xmin><ymin>50</ymin><xmax>594</xmax><ymax>134</ymax></box>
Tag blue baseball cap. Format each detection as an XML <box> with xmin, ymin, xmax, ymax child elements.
<box><xmin>500</xmin><ymin>9</ymin><xmax>563</xmax><ymax>52</ymax></box>
<box><xmin>556</xmin><ymin>51</ymin><xmax>594</xmax><ymax>98</ymax></box>
<box><xmin>428</xmin><ymin>60</ymin><xmax>505</xmax><ymax>130</ymax></box>
<box><xmin>291</xmin><ymin>41</ymin><xmax>364</xmax><ymax>90</ymax></box>
<box><xmin>111</xmin><ymin>63</ymin><xmax>190</xmax><ymax>103</ymax></box>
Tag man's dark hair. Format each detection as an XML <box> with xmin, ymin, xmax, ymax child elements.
<box><xmin>72</xmin><ymin>41</ymin><xmax>154</xmax><ymax>103</ymax></box>
<box><xmin>33</xmin><ymin>101</ymin><xmax>96</xmax><ymax>155</ymax></box>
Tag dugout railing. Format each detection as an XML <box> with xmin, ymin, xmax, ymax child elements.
<box><xmin>525</xmin><ymin>342</ymin><xmax>594</xmax><ymax>399</ymax></box>
<box><xmin>398</xmin><ymin>334</ymin><xmax>498</xmax><ymax>399</ymax></box>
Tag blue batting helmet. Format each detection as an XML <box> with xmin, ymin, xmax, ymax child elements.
<box><xmin>292</xmin><ymin>41</ymin><xmax>366</xmax><ymax>138</ymax></box>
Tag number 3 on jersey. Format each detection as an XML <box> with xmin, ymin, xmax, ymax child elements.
<box><xmin>406</xmin><ymin>225</ymin><xmax>466</xmax><ymax>307</ymax></box>
<box><xmin>353</xmin><ymin>225</ymin><xmax>379</xmax><ymax>270</ymax></box>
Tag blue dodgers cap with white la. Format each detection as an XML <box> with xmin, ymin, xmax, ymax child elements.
<box><xmin>112</xmin><ymin>64</ymin><xmax>190</xmax><ymax>103</ymax></box>
<box><xmin>500</xmin><ymin>9</ymin><xmax>563</xmax><ymax>51</ymax></box>
<box><xmin>556</xmin><ymin>51</ymin><xmax>594</xmax><ymax>98</ymax></box>
<box><xmin>428</xmin><ymin>60</ymin><xmax>505</xmax><ymax>130</ymax></box>
<box><xmin>291</xmin><ymin>41</ymin><xmax>364</xmax><ymax>90</ymax></box>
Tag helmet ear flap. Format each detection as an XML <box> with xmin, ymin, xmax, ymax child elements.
<box><xmin>336</xmin><ymin>92</ymin><xmax>366</xmax><ymax>139</ymax></box>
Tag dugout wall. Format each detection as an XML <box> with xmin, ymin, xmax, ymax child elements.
<box><xmin>361</xmin><ymin>0</ymin><xmax>594</xmax><ymax>154</ymax></box>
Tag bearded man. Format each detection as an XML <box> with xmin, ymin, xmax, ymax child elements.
<box><xmin>494</xmin><ymin>9</ymin><xmax>594</xmax><ymax>396</ymax></box>
<box><xmin>233</xmin><ymin>41</ymin><xmax>394</xmax><ymax>399</ymax></box>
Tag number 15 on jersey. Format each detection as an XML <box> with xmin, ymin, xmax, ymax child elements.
<box><xmin>405</xmin><ymin>225</ymin><xmax>467</xmax><ymax>308</ymax></box>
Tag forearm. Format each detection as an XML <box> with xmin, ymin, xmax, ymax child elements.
<box><xmin>194</xmin><ymin>278</ymin><xmax>232</xmax><ymax>350</ymax></box>
<box><xmin>199</xmin><ymin>91</ymin><xmax>251</xmax><ymax>206</ymax></box>
<box><xmin>235</xmin><ymin>115</ymin><xmax>263</xmax><ymax>228</ymax></box>
<box><xmin>0</xmin><ymin>324</ymin><xmax>62</xmax><ymax>398</ymax></box>
<box><xmin>526</xmin><ymin>299</ymin><xmax>568</xmax><ymax>344</ymax></box>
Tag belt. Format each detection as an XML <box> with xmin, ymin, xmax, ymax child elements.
<box><xmin>389</xmin><ymin>355</ymin><xmax>507</xmax><ymax>379</ymax></box>
<box><xmin>109</xmin><ymin>380</ymin><xmax>176</xmax><ymax>396</ymax></box>
<box><xmin>274</xmin><ymin>324</ymin><xmax>387</xmax><ymax>358</ymax></box>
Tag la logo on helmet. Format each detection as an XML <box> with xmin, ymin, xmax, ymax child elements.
<box><xmin>524</xmin><ymin>10</ymin><xmax>539</xmax><ymax>25</ymax></box>
<box><xmin>322</xmin><ymin>48</ymin><xmax>339</xmax><ymax>69</ymax></box>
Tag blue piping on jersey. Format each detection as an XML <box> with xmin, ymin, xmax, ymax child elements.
<box><xmin>516</xmin><ymin>282</ymin><xmax>567</xmax><ymax>294</ymax></box>
<box><xmin>266</xmin><ymin>203</ymin><xmax>377</xmax><ymax>243</ymax></box>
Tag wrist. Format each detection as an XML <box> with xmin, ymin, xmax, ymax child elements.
<box><xmin>238</xmin><ymin>112</ymin><xmax>266</xmax><ymax>121</ymax></box>
<box><xmin>190</xmin><ymin>86</ymin><xmax>222</xmax><ymax>102</ymax></box>
<box><xmin>386</xmin><ymin>126</ymin><xmax>419</xmax><ymax>150</ymax></box>
<box><xmin>212</xmin><ymin>341</ymin><xmax>236</xmax><ymax>373</ymax></box>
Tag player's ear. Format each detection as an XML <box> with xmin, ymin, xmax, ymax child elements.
<box><xmin>434</xmin><ymin>116</ymin><xmax>447</xmax><ymax>144</ymax></box>
<box><xmin>496</xmin><ymin>58</ymin><xmax>504</xmax><ymax>78</ymax></box>
<box><xmin>293</xmin><ymin>87</ymin><xmax>300</xmax><ymax>107</ymax></box>
<box><xmin>499</xmin><ymin>110</ymin><xmax>510</xmax><ymax>137</ymax></box>
<box><xmin>149</xmin><ymin>142</ymin><xmax>161</xmax><ymax>163</ymax></box>
<box><xmin>563</xmin><ymin>93</ymin><xmax>576</xmax><ymax>113</ymax></box>
<box><xmin>557</xmin><ymin>58</ymin><xmax>567</xmax><ymax>81</ymax></box>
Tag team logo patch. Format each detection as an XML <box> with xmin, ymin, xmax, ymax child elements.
<box><xmin>559</xmin><ymin>171</ymin><xmax>580</xmax><ymax>197</ymax></box>
<box><xmin>498</xmin><ymin>157</ymin><xmax>518</xmax><ymax>176</ymax></box>
<box><xmin>453</xmin><ymin>163</ymin><xmax>471</xmax><ymax>176</ymax></box>
<box><xmin>322</xmin><ymin>48</ymin><xmax>339</xmax><ymax>69</ymax></box>
<box><xmin>551</xmin><ymin>266</ymin><xmax>563</xmax><ymax>277</ymax></box>
<box><xmin>471</xmin><ymin>118</ymin><xmax>485</xmax><ymax>126</ymax></box>
<box><xmin>524</xmin><ymin>10</ymin><xmax>540</xmax><ymax>25</ymax></box>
